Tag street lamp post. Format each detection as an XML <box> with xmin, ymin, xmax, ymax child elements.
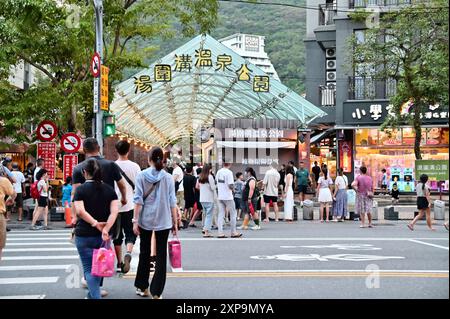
<box><xmin>93</xmin><ymin>0</ymin><xmax>103</xmax><ymax>154</ymax></box>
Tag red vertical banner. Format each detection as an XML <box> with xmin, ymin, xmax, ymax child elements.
<box><xmin>339</xmin><ymin>140</ymin><xmax>352</xmax><ymax>173</ymax></box>
<box><xmin>63</xmin><ymin>155</ymin><xmax>78</xmax><ymax>181</ymax></box>
<box><xmin>37</xmin><ymin>142</ymin><xmax>57</xmax><ymax>179</ymax></box>
<box><xmin>298</xmin><ymin>131</ymin><xmax>311</xmax><ymax>169</ymax></box>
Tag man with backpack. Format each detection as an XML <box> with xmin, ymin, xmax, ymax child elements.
<box><xmin>113</xmin><ymin>140</ymin><xmax>141</xmax><ymax>274</ymax></box>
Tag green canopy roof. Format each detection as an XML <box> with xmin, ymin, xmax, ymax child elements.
<box><xmin>110</xmin><ymin>34</ymin><xmax>326</xmax><ymax>147</ymax></box>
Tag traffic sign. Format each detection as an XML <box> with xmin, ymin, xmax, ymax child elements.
<box><xmin>60</xmin><ymin>133</ymin><xmax>81</xmax><ymax>153</ymax></box>
<box><xmin>63</xmin><ymin>155</ymin><xmax>78</xmax><ymax>181</ymax></box>
<box><xmin>36</xmin><ymin>120</ymin><xmax>58</xmax><ymax>142</ymax></box>
<box><xmin>90</xmin><ymin>52</ymin><xmax>101</xmax><ymax>78</ymax></box>
<box><xmin>37</xmin><ymin>142</ymin><xmax>57</xmax><ymax>179</ymax></box>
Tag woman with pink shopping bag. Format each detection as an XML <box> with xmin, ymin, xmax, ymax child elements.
<box><xmin>73</xmin><ymin>159</ymin><xmax>119</xmax><ymax>299</ymax></box>
<box><xmin>133</xmin><ymin>147</ymin><xmax>178</xmax><ymax>299</ymax></box>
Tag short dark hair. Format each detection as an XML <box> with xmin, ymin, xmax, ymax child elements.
<box><xmin>360</xmin><ymin>166</ymin><xmax>367</xmax><ymax>174</ymax></box>
<box><xmin>236</xmin><ymin>172</ymin><xmax>243</xmax><ymax>179</ymax></box>
<box><xmin>186</xmin><ymin>164</ymin><xmax>193</xmax><ymax>174</ymax></box>
<box><xmin>65</xmin><ymin>176</ymin><xmax>72</xmax><ymax>185</ymax></box>
<box><xmin>36</xmin><ymin>168</ymin><xmax>48</xmax><ymax>181</ymax></box>
<box><xmin>27</xmin><ymin>163</ymin><xmax>34</xmax><ymax>169</ymax></box>
<box><xmin>83</xmin><ymin>137</ymin><xmax>100</xmax><ymax>154</ymax></box>
<box><xmin>289</xmin><ymin>160</ymin><xmax>295</xmax><ymax>165</ymax></box>
<box><xmin>12</xmin><ymin>163</ymin><xmax>19</xmax><ymax>170</ymax></box>
<box><xmin>338</xmin><ymin>168</ymin><xmax>344</xmax><ymax>175</ymax></box>
<box><xmin>115</xmin><ymin>140</ymin><xmax>130</xmax><ymax>156</ymax></box>
<box><xmin>381</xmin><ymin>168</ymin><xmax>386</xmax><ymax>173</ymax></box>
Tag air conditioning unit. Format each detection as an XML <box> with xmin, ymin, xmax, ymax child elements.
<box><xmin>326</xmin><ymin>82</ymin><xmax>336</xmax><ymax>90</ymax></box>
<box><xmin>326</xmin><ymin>71</ymin><xmax>336</xmax><ymax>82</ymax></box>
<box><xmin>326</xmin><ymin>48</ymin><xmax>336</xmax><ymax>58</ymax></box>
<box><xmin>326</xmin><ymin>59</ymin><xmax>336</xmax><ymax>70</ymax></box>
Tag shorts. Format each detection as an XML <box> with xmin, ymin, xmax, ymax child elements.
<box><xmin>234</xmin><ymin>197</ymin><xmax>242</xmax><ymax>210</ymax></box>
<box><xmin>298</xmin><ymin>184</ymin><xmax>308</xmax><ymax>194</ymax></box>
<box><xmin>0</xmin><ymin>213</ymin><xmax>6</xmax><ymax>248</ymax></box>
<box><xmin>263</xmin><ymin>195</ymin><xmax>278</xmax><ymax>204</ymax></box>
<box><xmin>381</xmin><ymin>185</ymin><xmax>388</xmax><ymax>190</ymax></box>
<box><xmin>15</xmin><ymin>193</ymin><xmax>23</xmax><ymax>208</ymax></box>
<box><xmin>113</xmin><ymin>210</ymin><xmax>137</xmax><ymax>246</ymax></box>
<box><xmin>38</xmin><ymin>196</ymin><xmax>48</xmax><ymax>208</ymax></box>
<box><xmin>417</xmin><ymin>197</ymin><xmax>429</xmax><ymax>210</ymax></box>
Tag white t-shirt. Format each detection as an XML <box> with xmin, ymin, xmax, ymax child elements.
<box><xmin>263</xmin><ymin>168</ymin><xmax>280</xmax><ymax>196</ymax></box>
<box><xmin>173</xmin><ymin>166</ymin><xmax>184</xmax><ymax>192</ymax></box>
<box><xmin>37</xmin><ymin>180</ymin><xmax>48</xmax><ymax>197</ymax></box>
<box><xmin>216</xmin><ymin>167</ymin><xmax>234</xmax><ymax>201</ymax></box>
<box><xmin>11</xmin><ymin>171</ymin><xmax>25</xmax><ymax>193</ymax></box>
<box><xmin>115</xmin><ymin>159</ymin><xmax>141</xmax><ymax>212</ymax></box>
<box><xmin>335</xmin><ymin>175</ymin><xmax>348</xmax><ymax>190</ymax></box>
<box><xmin>33</xmin><ymin>166</ymin><xmax>41</xmax><ymax>182</ymax></box>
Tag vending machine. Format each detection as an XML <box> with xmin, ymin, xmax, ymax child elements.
<box><xmin>402</xmin><ymin>168</ymin><xmax>415</xmax><ymax>192</ymax></box>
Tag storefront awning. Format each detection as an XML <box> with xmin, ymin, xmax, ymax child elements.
<box><xmin>216</xmin><ymin>141</ymin><xmax>296</xmax><ymax>149</ymax></box>
<box><xmin>110</xmin><ymin>34</ymin><xmax>326</xmax><ymax>147</ymax></box>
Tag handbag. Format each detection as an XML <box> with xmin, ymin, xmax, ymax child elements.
<box><xmin>168</xmin><ymin>235</ymin><xmax>182</xmax><ymax>270</ymax></box>
<box><xmin>91</xmin><ymin>240</ymin><xmax>115</xmax><ymax>277</ymax></box>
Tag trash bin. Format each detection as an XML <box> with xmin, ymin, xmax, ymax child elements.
<box><xmin>371</xmin><ymin>201</ymin><xmax>378</xmax><ymax>220</ymax></box>
<box><xmin>303</xmin><ymin>200</ymin><xmax>314</xmax><ymax>220</ymax></box>
<box><xmin>434</xmin><ymin>200</ymin><xmax>445</xmax><ymax>220</ymax></box>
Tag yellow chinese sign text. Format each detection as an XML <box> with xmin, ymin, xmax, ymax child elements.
<box><xmin>100</xmin><ymin>66</ymin><xmax>109</xmax><ymax>111</ymax></box>
<box><xmin>154</xmin><ymin>64</ymin><xmax>172</xmax><ymax>82</ymax></box>
<box><xmin>134</xmin><ymin>75</ymin><xmax>152</xmax><ymax>94</ymax></box>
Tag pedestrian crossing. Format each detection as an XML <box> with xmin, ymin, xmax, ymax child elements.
<box><xmin>0</xmin><ymin>229</ymin><xmax>80</xmax><ymax>299</ymax></box>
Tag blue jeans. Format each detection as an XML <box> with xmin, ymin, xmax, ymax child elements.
<box><xmin>201</xmin><ymin>202</ymin><xmax>214</xmax><ymax>232</ymax></box>
<box><xmin>75</xmin><ymin>235</ymin><xmax>103</xmax><ymax>299</ymax></box>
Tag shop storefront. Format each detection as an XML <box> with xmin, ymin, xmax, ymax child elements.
<box><xmin>339</xmin><ymin>100</ymin><xmax>449</xmax><ymax>192</ymax></box>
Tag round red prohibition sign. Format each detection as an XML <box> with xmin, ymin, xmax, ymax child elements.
<box><xmin>36</xmin><ymin>120</ymin><xmax>58</xmax><ymax>141</ymax></box>
<box><xmin>60</xmin><ymin>133</ymin><xmax>81</xmax><ymax>153</ymax></box>
<box><xmin>90</xmin><ymin>52</ymin><xmax>101</xmax><ymax>78</ymax></box>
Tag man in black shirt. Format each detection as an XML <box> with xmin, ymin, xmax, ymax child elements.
<box><xmin>23</xmin><ymin>163</ymin><xmax>34</xmax><ymax>200</ymax></box>
<box><xmin>312</xmin><ymin>161</ymin><xmax>321</xmax><ymax>186</ymax></box>
<box><xmin>71</xmin><ymin>138</ymin><xmax>127</xmax><ymax>225</ymax></box>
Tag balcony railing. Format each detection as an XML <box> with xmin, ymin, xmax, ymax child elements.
<box><xmin>348</xmin><ymin>76</ymin><xmax>397</xmax><ymax>100</ymax></box>
<box><xmin>349</xmin><ymin>0</ymin><xmax>412</xmax><ymax>8</ymax></box>
<box><xmin>319</xmin><ymin>3</ymin><xmax>337</xmax><ymax>26</ymax></box>
<box><xmin>320</xmin><ymin>86</ymin><xmax>336</xmax><ymax>106</ymax></box>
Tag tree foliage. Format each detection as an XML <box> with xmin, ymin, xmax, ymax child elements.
<box><xmin>0</xmin><ymin>0</ymin><xmax>218</xmax><ymax>142</ymax></box>
<box><xmin>349</xmin><ymin>0</ymin><xmax>449</xmax><ymax>159</ymax></box>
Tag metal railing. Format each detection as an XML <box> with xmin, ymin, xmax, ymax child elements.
<box><xmin>348</xmin><ymin>76</ymin><xmax>397</xmax><ymax>100</ymax></box>
<box><xmin>349</xmin><ymin>0</ymin><xmax>412</xmax><ymax>8</ymax></box>
<box><xmin>320</xmin><ymin>86</ymin><xmax>336</xmax><ymax>106</ymax></box>
<box><xmin>319</xmin><ymin>3</ymin><xmax>337</xmax><ymax>26</ymax></box>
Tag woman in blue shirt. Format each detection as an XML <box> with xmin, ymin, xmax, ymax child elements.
<box><xmin>62</xmin><ymin>176</ymin><xmax>72</xmax><ymax>207</ymax></box>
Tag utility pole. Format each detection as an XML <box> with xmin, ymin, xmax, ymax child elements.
<box><xmin>93</xmin><ymin>0</ymin><xmax>103</xmax><ymax>154</ymax></box>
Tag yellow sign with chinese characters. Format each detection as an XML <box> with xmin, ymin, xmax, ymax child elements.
<box><xmin>253</xmin><ymin>75</ymin><xmax>270</xmax><ymax>92</ymax></box>
<box><xmin>100</xmin><ymin>66</ymin><xmax>109</xmax><ymax>111</ymax></box>
<box><xmin>195</xmin><ymin>49</ymin><xmax>213</xmax><ymax>67</ymax></box>
<box><xmin>154</xmin><ymin>64</ymin><xmax>172</xmax><ymax>82</ymax></box>
<box><xmin>134</xmin><ymin>75</ymin><xmax>152</xmax><ymax>93</ymax></box>
<box><xmin>236</xmin><ymin>64</ymin><xmax>252</xmax><ymax>81</ymax></box>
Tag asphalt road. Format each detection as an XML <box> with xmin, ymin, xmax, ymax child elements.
<box><xmin>0</xmin><ymin>219</ymin><xmax>448</xmax><ymax>299</ymax></box>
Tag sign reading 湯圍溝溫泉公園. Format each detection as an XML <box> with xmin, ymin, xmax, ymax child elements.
<box><xmin>415</xmin><ymin>160</ymin><xmax>449</xmax><ymax>181</ymax></box>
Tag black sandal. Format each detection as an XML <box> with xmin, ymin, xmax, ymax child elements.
<box><xmin>217</xmin><ymin>235</ymin><xmax>227</xmax><ymax>238</ymax></box>
<box><xmin>231</xmin><ymin>233</ymin><xmax>243</xmax><ymax>238</ymax></box>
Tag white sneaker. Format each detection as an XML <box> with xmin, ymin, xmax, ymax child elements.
<box><xmin>152</xmin><ymin>294</ymin><xmax>163</xmax><ymax>299</ymax></box>
<box><xmin>81</xmin><ymin>277</ymin><xmax>87</xmax><ymax>289</ymax></box>
<box><xmin>101</xmin><ymin>289</ymin><xmax>108</xmax><ymax>297</ymax></box>
<box><xmin>251</xmin><ymin>225</ymin><xmax>261</xmax><ymax>230</ymax></box>
<box><xmin>136</xmin><ymin>288</ymin><xmax>150</xmax><ymax>297</ymax></box>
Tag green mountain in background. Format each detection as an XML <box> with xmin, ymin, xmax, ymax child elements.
<box><xmin>127</xmin><ymin>0</ymin><xmax>306</xmax><ymax>95</ymax></box>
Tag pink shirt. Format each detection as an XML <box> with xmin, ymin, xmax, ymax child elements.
<box><xmin>356</xmin><ymin>175</ymin><xmax>373</xmax><ymax>196</ymax></box>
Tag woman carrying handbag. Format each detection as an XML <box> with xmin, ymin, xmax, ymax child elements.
<box><xmin>73</xmin><ymin>159</ymin><xmax>119</xmax><ymax>299</ymax></box>
<box><xmin>133</xmin><ymin>147</ymin><xmax>178</xmax><ymax>299</ymax></box>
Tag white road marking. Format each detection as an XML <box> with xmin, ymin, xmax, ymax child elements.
<box><xmin>7</xmin><ymin>233</ymin><xmax>71</xmax><ymax>237</ymax></box>
<box><xmin>6</xmin><ymin>238</ymin><xmax>69</xmax><ymax>241</ymax></box>
<box><xmin>178</xmin><ymin>269</ymin><xmax>449</xmax><ymax>273</ymax></box>
<box><xmin>6</xmin><ymin>242</ymin><xmax>73</xmax><ymax>246</ymax></box>
<box><xmin>0</xmin><ymin>265</ymin><xmax>73</xmax><ymax>271</ymax></box>
<box><xmin>0</xmin><ymin>295</ymin><xmax>46</xmax><ymax>299</ymax></box>
<box><xmin>3</xmin><ymin>248</ymin><xmax>77</xmax><ymax>252</ymax></box>
<box><xmin>174</xmin><ymin>237</ymin><xmax>449</xmax><ymax>241</ymax></box>
<box><xmin>2</xmin><ymin>255</ymin><xmax>78</xmax><ymax>261</ymax></box>
<box><xmin>0</xmin><ymin>277</ymin><xmax>59</xmax><ymax>285</ymax></box>
<box><xmin>409</xmin><ymin>239</ymin><xmax>449</xmax><ymax>250</ymax></box>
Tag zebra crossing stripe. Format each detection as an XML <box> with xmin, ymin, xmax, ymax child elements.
<box><xmin>0</xmin><ymin>295</ymin><xmax>46</xmax><ymax>299</ymax></box>
<box><xmin>0</xmin><ymin>265</ymin><xmax>73</xmax><ymax>271</ymax></box>
<box><xmin>0</xmin><ymin>277</ymin><xmax>59</xmax><ymax>285</ymax></box>
<box><xmin>2</xmin><ymin>255</ymin><xmax>78</xmax><ymax>261</ymax></box>
<box><xmin>3</xmin><ymin>248</ymin><xmax>77</xmax><ymax>252</ymax></box>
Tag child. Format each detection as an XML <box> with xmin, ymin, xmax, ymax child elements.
<box><xmin>61</xmin><ymin>176</ymin><xmax>72</xmax><ymax>207</ymax></box>
<box><xmin>391</xmin><ymin>182</ymin><xmax>399</xmax><ymax>204</ymax></box>
<box><xmin>234</xmin><ymin>172</ymin><xmax>245</xmax><ymax>220</ymax></box>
